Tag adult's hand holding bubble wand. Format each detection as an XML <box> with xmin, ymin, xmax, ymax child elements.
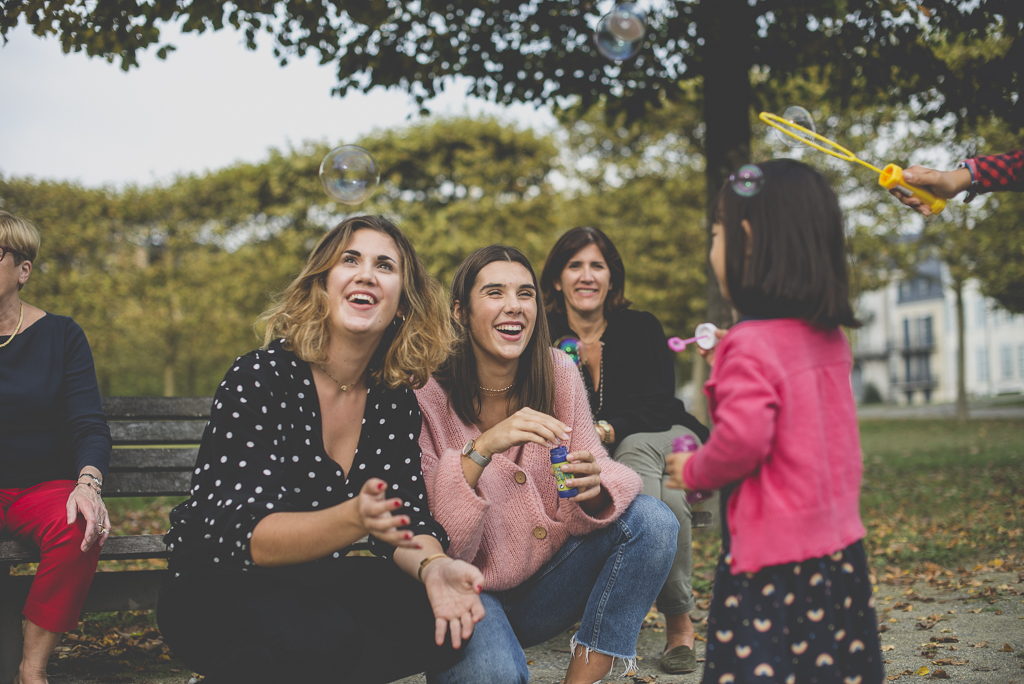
<box><xmin>759</xmin><ymin>110</ymin><xmax>947</xmax><ymax>215</ymax></box>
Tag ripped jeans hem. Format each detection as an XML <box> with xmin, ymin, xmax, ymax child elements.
<box><xmin>569</xmin><ymin>632</ymin><xmax>638</xmax><ymax>678</ymax></box>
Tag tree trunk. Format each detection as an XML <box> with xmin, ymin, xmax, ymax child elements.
<box><xmin>698</xmin><ymin>0</ymin><xmax>754</xmax><ymax>330</ymax></box>
<box><xmin>954</xmin><ymin>277</ymin><xmax>968</xmax><ymax>422</ymax></box>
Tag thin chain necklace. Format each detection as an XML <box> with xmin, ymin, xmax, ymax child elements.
<box><xmin>0</xmin><ymin>302</ymin><xmax>24</xmax><ymax>349</ymax></box>
<box><xmin>318</xmin><ymin>363</ymin><xmax>361</xmax><ymax>392</ymax></box>
<box><xmin>478</xmin><ymin>382</ymin><xmax>514</xmax><ymax>394</ymax></box>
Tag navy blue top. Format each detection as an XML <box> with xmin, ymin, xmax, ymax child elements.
<box><xmin>0</xmin><ymin>313</ymin><xmax>111</xmax><ymax>489</ymax></box>
<box><xmin>165</xmin><ymin>339</ymin><xmax>448</xmax><ymax>574</ymax></box>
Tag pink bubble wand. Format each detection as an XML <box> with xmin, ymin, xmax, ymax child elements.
<box><xmin>667</xmin><ymin>323</ymin><xmax>719</xmax><ymax>353</ymax></box>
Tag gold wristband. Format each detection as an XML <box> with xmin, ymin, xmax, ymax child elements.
<box><xmin>417</xmin><ymin>553</ymin><xmax>449</xmax><ymax>583</ymax></box>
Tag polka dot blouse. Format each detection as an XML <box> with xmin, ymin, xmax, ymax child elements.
<box><xmin>165</xmin><ymin>339</ymin><xmax>448</xmax><ymax>573</ymax></box>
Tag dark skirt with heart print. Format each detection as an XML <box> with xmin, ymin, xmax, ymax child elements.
<box><xmin>701</xmin><ymin>539</ymin><xmax>884</xmax><ymax>684</ymax></box>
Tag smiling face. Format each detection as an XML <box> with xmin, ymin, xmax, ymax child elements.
<box><xmin>460</xmin><ymin>260</ymin><xmax>538</xmax><ymax>367</ymax></box>
<box><xmin>323</xmin><ymin>228</ymin><xmax>403</xmax><ymax>343</ymax></box>
<box><xmin>553</xmin><ymin>243</ymin><xmax>611</xmax><ymax>318</ymax></box>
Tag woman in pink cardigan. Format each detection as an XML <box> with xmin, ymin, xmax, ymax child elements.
<box><xmin>416</xmin><ymin>245</ymin><xmax>678</xmax><ymax>684</ymax></box>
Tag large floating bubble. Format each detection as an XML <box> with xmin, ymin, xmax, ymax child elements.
<box><xmin>594</xmin><ymin>3</ymin><xmax>647</xmax><ymax>62</ymax></box>
<box><xmin>319</xmin><ymin>145</ymin><xmax>381</xmax><ymax>205</ymax></box>
<box><xmin>554</xmin><ymin>336</ymin><xmax>584</xmax><ymax>367</ymax></box>
<box><xmin>773</xmin><ymin>106</ymin><xmax>817</xmax><ymax>148</ymax></box>
<box><xmin>729</xmin><ymin>164</ymin><xmax>765</xmax><ymax>198</ymax></box>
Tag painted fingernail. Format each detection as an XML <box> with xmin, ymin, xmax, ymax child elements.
<box><xmin>405</xmin><ymin>532</ymin><xmax>413</xmax><ymax>540</ymax></box>
<box><xmin>394</xmin><ymin>499</ymin><xmax>402</xmax><ymax>508</ymax></box>
<box><xmin>475</xmin><ymin>585</ymin><xmax>482</xmax><ymax>593</ymax></box>
<box><xmin>377</xmin><ymin>482</ymin><xmax>385</xmax><ymax>491</ymax></box>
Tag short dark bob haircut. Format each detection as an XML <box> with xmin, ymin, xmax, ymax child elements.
<box><xmin>540</xmin><ymin>226</ymin><xmax>632</xmax><ymax>316</ymax></box>
<box><xmin>716</xmin><ymin>159</ymin><xmax>860</xmax><ymax>329</ymax></box>
<box><xmin>435</xmin><ymin>245</ymin><xmax>556</xmax><ymax>425</ymax></box>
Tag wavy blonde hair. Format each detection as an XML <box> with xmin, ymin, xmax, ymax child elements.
<box><xmin>259</xmin><ymin>215</ymin><xmax>455</xmax><ymax>389</ymax></box>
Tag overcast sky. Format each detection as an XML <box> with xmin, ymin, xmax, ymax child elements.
<box><xmin>0</xmin><ymin>22</ymin><xmax>556</xmax><ymax>188</ymax></box>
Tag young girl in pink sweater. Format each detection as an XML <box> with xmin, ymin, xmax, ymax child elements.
<box><xmin>668</xmin><ymin>160</ymin><xmax>884</xmax><ymax>684</ymax></box>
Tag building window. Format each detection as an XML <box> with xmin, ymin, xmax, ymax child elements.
<box><xmin>1001</xmin><ymin>345</ymin><xmax>1013</xmax><ymax>380</ymax></box>
<box><xmin>977</xmin><ymin>347</ymin><xmax>989</xmax><ymax>382</ymax></box>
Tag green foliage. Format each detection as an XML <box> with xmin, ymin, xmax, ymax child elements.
<box><xmin>1</xmin><ymin>114</ymin><xmax>713</xmax><ymax>394</ymax></box>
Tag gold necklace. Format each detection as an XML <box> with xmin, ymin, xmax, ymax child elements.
<box><xmin>318</xmin><ymin>363</ymin><xmax>361</xmax><ymax>391</ymax></box>
<box><xmin>478</xmin><ymin>383</ymin><xmax>514</xmax><ymax>394</ymax></box>
<box><xmin>0</xmin><ymin>302</ymin><xmax>24</xmax><ymax>349</ymax></box>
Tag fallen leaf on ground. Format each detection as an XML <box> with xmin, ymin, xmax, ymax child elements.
<box><xmin>998</xmin><ymin>643</ymin><xmax>1014</xmax><ymax>652</ymax></box>
<box><xmin>930</xmin><ymin>636</ymin><xmax>958</xmax><ymax>643</ymax></box>
<box><xmin>972</xmin><ymin>641</ymin><xmax>988</xmax><ymax>648</ymax></box>
<box><xmin>915</xmin><ymin>666</ymin><xmax>929</xmax><ymax>675</ymax></box>
<box><xmin>931</xmin><ymin>659</ymin><xmax>968</xmax><ymax>665</ymax></box>
<box><xmin>882</xmin><ymin>645</ymin><xmax>895</xmax><ymax>651</ymax></box>
<box><xmin>927</xmin><ymin>669</ymin><xmax>950</xmax><ymax>679</ymax></box>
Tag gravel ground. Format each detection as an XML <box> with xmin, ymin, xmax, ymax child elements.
<box><xmin>41</xmin><ymin>569</ymin><xmax>1022</xmax><ymax>683</ymax></box>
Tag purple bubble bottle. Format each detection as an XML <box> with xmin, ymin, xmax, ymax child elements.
<box><xmin>673</xmin><ymin>434</ymin><xmax>712</xmax><ymax>505</ymax></box>
<box><xmin>550</xmin><ymin>446</ymin><xmax>578</xmax><ymax>498</ymax></box>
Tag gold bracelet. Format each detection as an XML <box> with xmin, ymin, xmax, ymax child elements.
<box><xmin>418</xmin><ymin>553</ymin><xmax>449</xmax><ymax>583</ymax></box>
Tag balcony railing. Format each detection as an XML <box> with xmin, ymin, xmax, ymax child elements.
<box><xmin>889</xmin><ymin>375</ymin><xmax>940</xmax><ymax>391</ymax></box>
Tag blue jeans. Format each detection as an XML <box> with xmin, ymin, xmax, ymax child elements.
<box><xmin>426</xmin><ymin>495</ymin><xmax>678</xmax><ymax>684</ymax></box>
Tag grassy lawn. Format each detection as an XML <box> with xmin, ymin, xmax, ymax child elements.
<box><xmin>31</xmin><ymin>418</ymin><xmax>1024</xmax><ymax>677</ymax></box>
<box><xmin>690</xmin><ymin>418</ymin><xmax>1024</xmax><ymax>596</ymax></box>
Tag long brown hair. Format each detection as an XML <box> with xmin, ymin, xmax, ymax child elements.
<box><xmin>259</xmin><ymin>215</ymin><xmax>455</xmax><ymax>389</ymax></box>
<box><xmin>540</xmin><ymin>226</ymin><xmax>632</xmax><ymax>316</ymax></box>
<box><xmin>435</xmin><ymin>245</ymin><xmax>555</xmax><ymax>425</ymax></box>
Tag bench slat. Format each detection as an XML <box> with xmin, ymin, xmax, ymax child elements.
<box><xmin>109</xmin><ymin>420</ymin><xmax>208</xmax><ymax>444</ymax></box>
<box><xmin>0</xmin><ymin>535</ymin><xmax>169</xmax><ymax>564</ymax></box>
<box><xmin>3</xmin><ymin>570</ymin><xmax>168</xmax><ymax>614</ymax></box>
<box><xmin>103</xmin><ymin>396</ymin><xmax>211</xmax><ymax>420</ymax></box>
<box><xmin>104</xmin><ymin>472</ymin><xmax>192</xmax><ymax>497</ymax></box>
<box><xmin>110</xmin><ymin>448</ymin><xmax>199</xmax><ymax>471</ymax></box>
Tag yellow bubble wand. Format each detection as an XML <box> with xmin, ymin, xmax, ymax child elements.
<box><xmin>758</xmin><ymin>112</ymin><xmax>946</xmax><ymax>215</ymax></box>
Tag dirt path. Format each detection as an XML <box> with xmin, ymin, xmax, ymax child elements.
<box><xmin>43</xmin><ymin>569</ymin><xmax>1022</xmax><ymax>684</ymax></box>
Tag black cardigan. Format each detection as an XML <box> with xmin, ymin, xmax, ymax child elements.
<box><xmin>548</xmin><ymin>308</ymin><xmax>710</xmax><ymax>445</ymax></box>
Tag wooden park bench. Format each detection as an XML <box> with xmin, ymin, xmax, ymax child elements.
<box><xmin>0</xmin><ymin>396</ymin><xmax>714</xmax><ymax>684</ymax></box>
<box><xmin>0</xmin><ymin>396</ymin><xmax>208</xmax><ymax>684</ymax></box>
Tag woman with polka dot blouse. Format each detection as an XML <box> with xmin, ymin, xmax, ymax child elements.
<box><xmin>157</xmin><ymin>216</ymin><xmax>485</xmax><ymax>684</ymax></box>
<box><xmin>416</xmin><ymin>246</ymin><xmax>679</xmax><ymax>684</ymax></box>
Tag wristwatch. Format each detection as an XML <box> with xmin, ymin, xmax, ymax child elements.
<box><xmin>596</xmin><ymin>420</ymin><xmax>613</xmax><ymax>444</ymax></box>
<box><xmin>462</xmin><ymin>439</ymin><xmax>492</xmax><ymax>468</ymax></box>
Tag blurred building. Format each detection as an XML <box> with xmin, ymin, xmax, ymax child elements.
<box><xmin>851</xmin><ymin>259</ymin><xmax>1024</xmax><ymax>405</ymax></box>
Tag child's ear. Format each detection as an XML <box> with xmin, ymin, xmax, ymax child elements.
<box><xmin>741</xmin><ymin>219</ymin><xmax>754</xmax><ymax>257</ymax></box>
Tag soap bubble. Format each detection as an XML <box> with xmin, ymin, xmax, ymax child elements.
<box><xmin>729</xmin><ymin>164</ymin><xmax>765</xmax><ymax>198</ymax></box>
<box><xmin>774</xmin><ymin>106</ymin><xmax>817</xmax><ymax>148</ymax></box>
<box><xmin>554</xmin><ymin>336</ymin><xmax>583</xmax><ymax>367</ymax></box>
<box><xmin>319</xmin><ymin>145</ymin><xmax>381</xmax><ymax>205</ymax></box>
<box><xmin>594</xmin><ymin>3</ymin><xmax>647</xmax><ymax>62</ymax></box>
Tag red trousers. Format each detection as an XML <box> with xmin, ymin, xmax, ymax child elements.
<box><xmin>0</xmin><ymin>480</ymin><xmax>101</xmax><ymax>633</ymax></box>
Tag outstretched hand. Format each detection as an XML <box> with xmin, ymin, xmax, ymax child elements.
<box><xmin>356</xmin><ymin>478</ymin><xmax>420</xmax><ymax>550</ymax></box>
<box><xmin>421</xmin><ymin>558</ymin><xmax>486</xmax><ymax>649</ymax></box>
<box><xmin>892</xmin><ymin>166</ymin><xmax>972</xmax><ymax>217</ymax></box>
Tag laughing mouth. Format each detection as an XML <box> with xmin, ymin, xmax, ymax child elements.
<box><xmin>496</xmin><ymin>323</ymin><xmax>524</xmax><ymax>334</ymax></box>
<box><xmin>347</xmin><ymin>293</ymin><xmax>377</xmax><ymax>305</ymax></box>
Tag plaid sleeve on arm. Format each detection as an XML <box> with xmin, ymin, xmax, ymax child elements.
<box><xmin>974</xmin><ymin>150</ymin><xmax>1024</xmax><ymax>194</ymax></box>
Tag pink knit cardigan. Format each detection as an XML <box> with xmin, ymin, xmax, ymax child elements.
<box><xmin>683</xmin><ymin>319</ymin><xmax>866</xmax><ymax>574</ymax></box>
<box><xmin>416</xmin><ymin>350</ymin><xmax>643</xmax><ymax>591</ymax></box>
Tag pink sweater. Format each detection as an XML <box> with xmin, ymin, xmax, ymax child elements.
<box><xmin>683</xmin><ymin>319</ymin><xmax>866</xmax><ymax>575</ymax></box>
<box><xmin>416</xmin><ymin>351</ymin><xmax>643</xmax><ymax>590</ymax></box>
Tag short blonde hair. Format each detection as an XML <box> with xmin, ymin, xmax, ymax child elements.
<box><xmin>0</xmin><ymin>211</ymin><xmax>40</xmax><ymax>263</ymax></box>
<box><xmin>259</xmin><ymin>215</ymin><xmax>455</xmax><ymax>390</ymax></box>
